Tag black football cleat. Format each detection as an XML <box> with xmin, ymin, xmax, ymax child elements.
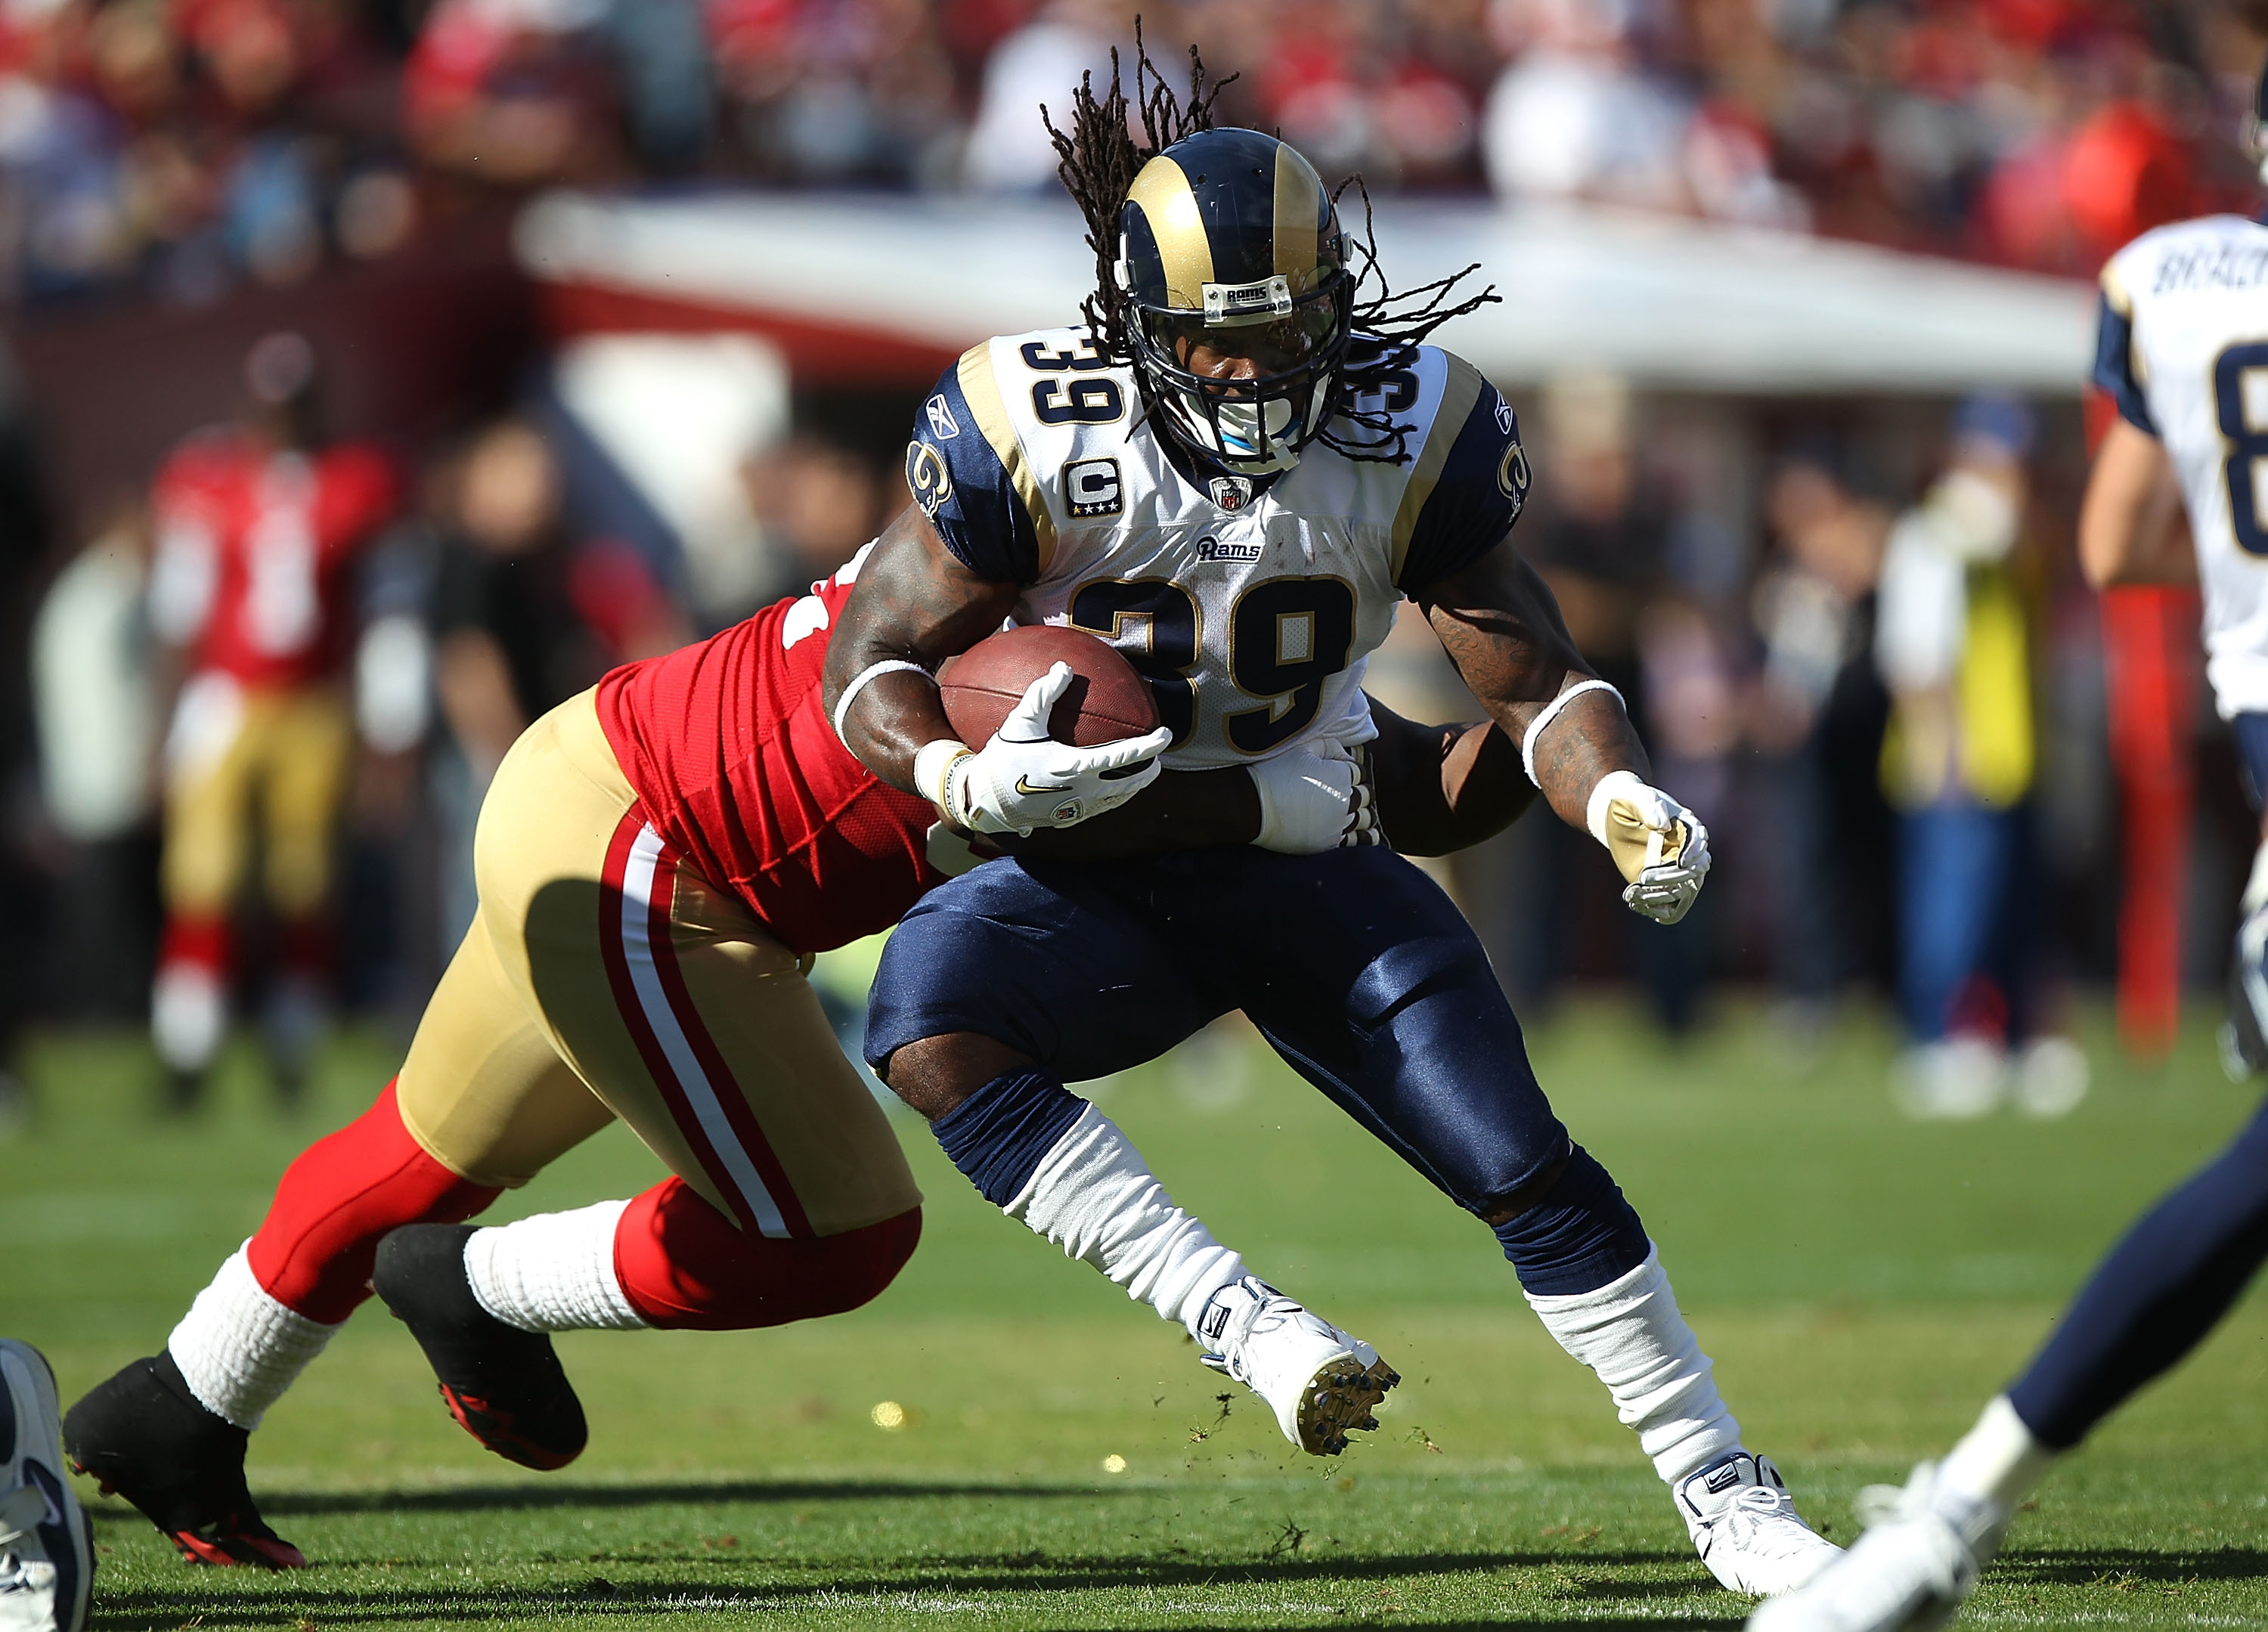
<box><xmin>373</xmin><ymin>1225</ymin><xmax>587</xmax><ymax>1471</ymax></box>
<box><xmin>62</xmin><ymin>1352</ymin><xmax>305</xmax><ymax>1569</ymax></box>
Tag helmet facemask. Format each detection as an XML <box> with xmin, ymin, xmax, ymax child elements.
<box><xmin>1120</xmin><ymin>262</ymin><xmax>1353</xmax><ymax>477</ymax></box>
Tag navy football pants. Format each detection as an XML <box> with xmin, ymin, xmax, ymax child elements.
<box><xmin>867</xmin><ymin>845</ymin><xmax>1582</xmax><ymax>1219</ymax></box>
<box><xmin>2007</xmin><ymin>1095</ymin><xmax>2268</xmax><ymax>1448</ymax></box>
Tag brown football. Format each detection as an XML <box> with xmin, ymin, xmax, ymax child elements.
<box><xmin>937</xmin><ymin>624</ymin><xmax>1160</xmax><ymax>748</ymax></box>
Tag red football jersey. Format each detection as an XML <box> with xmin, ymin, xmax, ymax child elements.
<box><xmin>595</xmin><ymin>558</ymin><xmax>943</xmax><ymax>955</ymax></box>
<box><xmin>150</xmin><ymin>429</ymin><xmax>400</xmax><ymax>689</ymax></box>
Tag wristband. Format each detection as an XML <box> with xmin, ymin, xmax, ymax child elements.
<box><xmin>913</xmin><ymin>738</ymin><xmax>973</xmax><ymax>821</ymax></box>
<box><xmin>1521</xmin><ymin>678</ymin><xmax>1624</xmax><ymax>788</ymax></box>
<box><xmin>832</xmin><ymin>659</ymin><xmax>932</xmax><ymax>746</ymax></box>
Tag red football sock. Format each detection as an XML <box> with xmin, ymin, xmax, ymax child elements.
<box><xmin>246</xmin><ymin>1080</ymin><xmax>503</xmax><ymax>1324</ymax></box>
<box><xmin>158</xmin><ymin>913</ymin><xmax>231</xmax><ymax>979</ymax></box>
<box><xmin>613</xmin><ymin>1178</ymin><xmax>921</xmax><ymax>1331</ymax></box>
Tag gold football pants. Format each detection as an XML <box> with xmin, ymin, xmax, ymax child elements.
<box><xmin>161</xmin><ymin>680</ymin><xmax>352</xmax><ymax>921</ymax></box>
<box><xmin>395</xmin><ymin>689</ymin><xmax>920</xmax><ymax>1238</ymax></box>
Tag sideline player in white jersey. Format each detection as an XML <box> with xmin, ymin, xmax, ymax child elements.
<box><xmin>825</xmin><ymin>47</ymin><xmax>1837</xmax><ymax>1597</ymax></box>
<box><xmin>1752</xmin><ymin>54</ymin><xmax>2268</xmax><ymax>1632</ymax></box>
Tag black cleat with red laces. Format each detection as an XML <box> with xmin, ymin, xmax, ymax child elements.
<box><xmin>61</xmin><ymin>1352</ymin><xmax>305</xmax><ymax>1569</ymax></box>
<box><xmin>373</xmin><ymin>1224</ymin><xmax>587</xmax><ymax>1472</ymax></box>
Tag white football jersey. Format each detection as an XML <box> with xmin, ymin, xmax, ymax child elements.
<box><xmin>907</xmin><ymin>327</ymin><xmax>1529</xmax><ymax>770</ymax></box>
<box><xmin>2099</xmin><ymin>214</ymin><xmax>2268</xmax><ymax>717</ymax></box>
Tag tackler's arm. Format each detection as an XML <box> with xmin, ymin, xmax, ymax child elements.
<box><xmin>823</xmin><ymin>503</ymin><xmax>1021</xmax><ymax>796</ymax></box>
<box><xmin>1361</xmin><ymin>697</ymin><xmax>1533</xmax><ymax>857</ymax></box>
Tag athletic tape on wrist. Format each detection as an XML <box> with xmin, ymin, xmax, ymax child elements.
<box><xmin>1521</xmin><ymin>679</ymin><xmax>1625</xmax><ymax>788</ymax></box>
<box><xmin>832</xmin><ymin>659</ymin><xmax>932</xmax><ymax>746</ymax></box>
<box><xmin>913</xmin><ymin>737</ymin><xmax>973</xmax><ymax>821</ymax></box>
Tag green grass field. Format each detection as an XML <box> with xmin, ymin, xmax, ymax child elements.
<box><xmin>6</xmin><ymin>999</ymin><xmax>2268</xmax><ymax>1629</ymax></box>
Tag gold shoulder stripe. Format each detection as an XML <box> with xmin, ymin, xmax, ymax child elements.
<box><xmin>1127</xmin><ymin>155</ymin><xmax>1213</xmax><ymax>309</ymax></box>
<box><xmin>956</xmin><ymin>342</ymin><xmax>1058</xmax><ymax>575</ymax></box>
<box><xmin>1272</xmin><ymin>144</ymin><xmax>1319</xmax><ymax>292</ymax></box>
<box><xmin>1390</xmin><ymin>355</ymin><xmax>1488</xmax><ymax>584</ymax></box>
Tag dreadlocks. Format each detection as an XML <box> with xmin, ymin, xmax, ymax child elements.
<box><xmin>1043</xmin><ymin>24</ymin><xmax>1500</xmax><ymax>467</ymax></box>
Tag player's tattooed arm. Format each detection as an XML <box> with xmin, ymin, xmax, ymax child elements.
<box><xmin>823</xmin><ymin>503</ymin><xmax>1021</xmax><ymax>794</ymax></box>
<box><xmin>1363</xmin><ymin>697</ymin><xmax>1533</xmax><ymax>856</ymax></box>
<box><xmin>1410</xmin><ymin>537</ymin><xmax>1651</xmax><ymax>834</ymax></box>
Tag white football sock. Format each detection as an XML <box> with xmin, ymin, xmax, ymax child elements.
<box><xmin>463</xmin><ymin>1200</ymin><xmax>649</xmax><ymax>1333</ymax></box>
<box><xmin>2244</xmin><ymin>838</ymin><xmax>2268</xmax><ymax>917</ymax></box>
<box><xmin>166</xmin><ymin>1244</ymin><xmax>339</xmax><ymax>1430</ymax></box>
<box><xmin>1006</xmin><ymin>1104</ymin><xmax>1246</xmax><ymax>1337</ymax></box>
<box><xmin>1523</xmin><ymin>1245</ymin><xmax>1742</xmax><ymax>1485</ymax></box>
<box><xmin>1936</xmin><ymin>1395</ymin><xmax>2055</xmax><ymax>1515</ymax></box>
<box><xmin>150</xmin><ymin>963</ymin><xmax>226</xmax><ymax>1074</ymax></box>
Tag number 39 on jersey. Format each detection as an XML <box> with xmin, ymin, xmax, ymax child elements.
<box><xmin>903</xmin><ymin>326</ymin><xmax>1529</xmax><ymax>770</ymax></box>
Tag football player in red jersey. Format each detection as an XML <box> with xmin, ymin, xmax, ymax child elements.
<box><xmin>63</xmin><ymin>540</ymin><xmax>1521</xmax><ymax>1569</ymax></box>
<box><xmin>145</xmin><ymin>333</ymin><xmax>401</xmax><ymax>1106</ymax></box>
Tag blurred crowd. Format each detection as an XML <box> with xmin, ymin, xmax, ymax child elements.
<box><xmin>18</xmin><ymin>328</ymin><xmax>898</xmax><ymax>1116</ymax></box>
<box><xmin>0</xmin><ymin>0</ymin><xmax>2257</xmax><ymax>307</ymax></box>
<box><xmin>1374</xmin><ymin>371</ymin><xmax>2214</xmax><ymax>1121</ymax></box>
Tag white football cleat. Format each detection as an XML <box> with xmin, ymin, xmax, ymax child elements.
<box><xmin>1746</xmin><ymin>1463</ymin><xmax>2002</xmax><ymax>1632</ymax></box>
<box><xmin>1678</xmin><ymin>1451</ymin><xmax>1841</xmax><ymax>1596</ymax></box>
<box><xmin>1196</xmin><ymin>1276</ymin><xmax>1397</xmax><ymax>1456</ymax></box>
<box><xmin>0</xmin><ymin>1339</ymin><xmax>92</xmax><ymax>1632</ymax></box>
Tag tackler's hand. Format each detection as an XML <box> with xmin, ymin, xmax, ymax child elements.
<box><xmin>918</xmin><ymin>662</ymin><xmax>1173</xmax><ymax>836</ymax></box>
<box><xmin>1249</xmin><ymin>741</ymin><xmax>1383</xmax><ymax>854</ymax></box>
<box><xmin>1587</xmin><ymin>770</ymin><xmax>1711</xmax><ymax>925</ymax></box>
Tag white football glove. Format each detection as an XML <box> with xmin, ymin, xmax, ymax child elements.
<box><xmin>1586</xmin><ymin>769</ymin><xmax>1711</xmax><ymax>925</ymax></box>
<box><xmin>916</xmin><ymin>661</ymin><xmax>1173</xmax><ymax>836</ymax></box>
<box><xmin>1249</xmin><ymin>742</ymin><xmax>1383</xmax><ymax>853</ymax></box>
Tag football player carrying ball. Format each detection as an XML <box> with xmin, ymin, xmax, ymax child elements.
<box><xmin>825</xmin><ymin>46</ymin><xmax>1833</xmax><ymax>1601</ymax></box>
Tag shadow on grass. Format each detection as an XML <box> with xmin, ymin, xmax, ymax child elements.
<box><xmin>92</xmin><ymin>1582</ymin><xmax>1740</xmax><ymax>1632</ymax></box>
<box><xmin>91</xmin><ymin>1552</ymin><xmax>1743</xmax><ymax>1629</ymax></box>
<box><xmin>248</xmin><ymin>1479</ymin><xmax>1114</xmax><ymax>1516</ymax></box>
<box><xmin>1994</xmin><ymin>1546</ymin><xmax>2268</xmax><ymax>1585</ymax></box>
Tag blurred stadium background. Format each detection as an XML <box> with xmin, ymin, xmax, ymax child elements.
<box><xmin>3</xmin><ymin>0</ymin><xmax>2268</xmax><ymax>1624</ymax></box>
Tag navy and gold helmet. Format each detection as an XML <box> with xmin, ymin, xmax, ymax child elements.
<box><xmin>1114</xmin><ymin>129</ymin><xmax>1352</xmax><ymax>476</ymax></box>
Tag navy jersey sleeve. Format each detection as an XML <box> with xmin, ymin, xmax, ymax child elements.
<box><xmin>1396</xmin><ymin>376</ymin><xmax>1529</xmax><ymax>593</ymax></box>
<box><xmin>905</xmin><ymin>351</ymin><xmax>1047</xmax><ymax>584</ymax></box>
<box><xmin>2090</xmin><ymin>289</ymin><xmax>2157</xmax><ymax>436</ymax></box>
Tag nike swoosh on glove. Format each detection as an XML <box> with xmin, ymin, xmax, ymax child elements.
<box><xmin>1587</xmin><ymin>769</ymin><xmax>1711</xmax><ymax>925</ymax></box>
<box><xmin>1249</xmin><ymin>742</ymin><xmax>1383</xmax><ymax>853</ymax></box>
<box><xmin>934</xmin><ymin>662</ymin><xmax>1173</xmax><ymax>835</ymax></box>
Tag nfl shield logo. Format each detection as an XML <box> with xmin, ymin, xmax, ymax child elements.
<box><xmin>1209</xmin><ymin>476</ymin><xmax>1251</xmax><ymax>512</ymax></box>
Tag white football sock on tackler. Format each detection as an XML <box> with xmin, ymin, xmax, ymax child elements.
<box><xmin>463</xmin><ymin>1200</ymin><xmax>649</xmax><ymax>1333</ymax></box>
<box><xmin>167</xmin><ymin>1245</ymin><xmax>339</xmax><ymax>1430</ymax></box>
